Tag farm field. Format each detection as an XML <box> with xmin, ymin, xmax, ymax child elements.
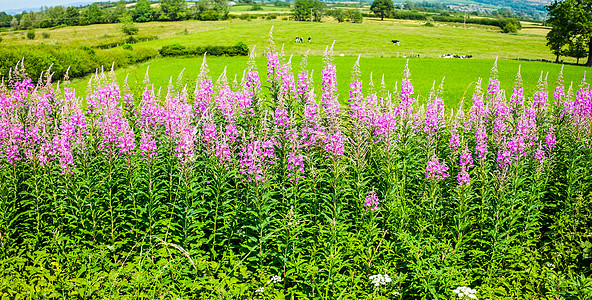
<box><xmin>1</xmin><ymin>19</ymin><xmax>553</xmax><ymax>60</ymax></box>
<box><xmin>70</xmin><ymin>55</ymin><xmax>588</xmax><ymax>108</ymax></box>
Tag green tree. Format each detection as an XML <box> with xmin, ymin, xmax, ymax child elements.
<box><xmin>120</xmin><ymin>14</ymin><xmax>139</xmax><ymax>35</ymax></box>
<box><xmin>83</xmin><ymin>3</ymin><xmax>104</xmax><ymax>24</ymax></box>
<box><xmin>159</xmin><ymin>0</ymin><xmax>187</xmax><ymax>21</ymax></box>
<box><xmin>568</xmin><ymin>36</ymin><xmax>589</xmax><ymax>64</ymax></box>
<box><xmin>546</xmin><ymin>0</ymin><xmax>592</xmax><ymax>67</ymax></box>
<box><xmin>403</xmin><ymin>0</ymin><xmax>414</xmax><ymax>10</ymax></box>
<box><xmin>370</xmin><ymin>0</ymin><xmax>393</xmax><ymax>20</ymax></box>
<box><xmin>19</xmin><ymin>13</ymin><xmax>33</xmax><ymax>29</ymax></box>
<box><xmin>292</xmin><ymin>0</ymin><xmax>312</xmax><ymax>21</ymax></box>
<box><xmin>503</xmin><ymin>22</ymin><xmax>518</xmax><ymax>33</ymax></box>
<box><xmin>133</xmin><ymin>0</ymin><xmax>154</xmax><ymax>22</ymax></box>
<box><xmin>293</xmin><ymin>0</ymin><xmax>325</xmax><ymax>22</ymax></box>
<box><xmin>65</xmin><ymin>6</ymin><xmax>80</xmax><ymax>26</ymax></box>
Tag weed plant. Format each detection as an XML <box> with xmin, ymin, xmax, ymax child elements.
<box><xmin>0</xmin><ymin>27</ymin><xmax>590</xmax><ymax>299</ymax></box>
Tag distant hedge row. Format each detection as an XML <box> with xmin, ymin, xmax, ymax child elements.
<box><xmin>0</xmin><ymin>45</ymin><xmax>158</xmax><ymax>81</ymax></box>
<box><xmin>159</xmin><ymin>42</ymin><xmax>249</xmax><ymax>57</ymax></box>
<box><xmin>363</xmin><ymin>11</ymin><xmax>521</xmax><ymax>30</ymax></box>
<box><xmin>95</xmin><ymin>36</ymin><xmax>159</xmax><ymax>49</ymax></box>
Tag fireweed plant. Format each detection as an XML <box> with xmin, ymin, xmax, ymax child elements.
<box><xmin>0</xmin><ymin>27</ymin><xmax>591</xmax><ymax>299</ymax></box>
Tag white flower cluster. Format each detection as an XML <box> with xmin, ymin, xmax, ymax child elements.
<box><xmin>452</xmin><ymin>286</ymin><xmax>477</xmax><ymax>299</ymax></box>
<box><xmin>255</xmin><ymin>286</ymin><xmax>264</xmax><ymax>295</ymax></box>
<box><xmin>369</xmin><ymin>273</ymin><xmax>392</xmax><ymax>289</ymax></box>
<box><xmin>270</xmin><ymin>275</ymin><xmax>282</xmax><ymax>284</ymax></box>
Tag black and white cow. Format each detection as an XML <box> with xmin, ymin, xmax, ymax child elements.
<box><xmin>391</xmin><ymin>40</ymin><xmax>400</xmax><ymax>45</ymax></box>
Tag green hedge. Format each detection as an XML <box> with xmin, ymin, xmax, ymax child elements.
<box><xmin>159</xmin><ymin>42</ymin><xmax>249</xmax><ymax>57</ymax></box>
<box><xmin>0</xmin><ymin>45</ymin><xmax>158</xmax><ymax>81</ymax></box>
<box><xmin>363</xmin><ymin>11</ymin><xmax>521</xmax><ymax>30</ymax></box>
<box><xmin>95</xmin><ymin>36</ymin><xmax>159</xmax><ymax>49</ymax></box>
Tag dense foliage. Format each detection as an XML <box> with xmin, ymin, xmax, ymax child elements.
<box><xmin>546</xmin><ymin>0</ymin><xmax>592</xmax><ymax>66</ymax></box>
<box><xmin>159</xmin><ymin>42</ymin><xmax>250</xmax><ymax>57</ymax></box>
<box><xmin>0</xmin><ymin>28</ymin><xmax>591</xmax><ymax>298</ymax></box>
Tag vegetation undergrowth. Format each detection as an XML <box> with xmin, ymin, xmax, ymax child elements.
<box><xmin>0</xmin><ymin>27</ymin><xmax>590</xmax><ymax>299</ymax></box>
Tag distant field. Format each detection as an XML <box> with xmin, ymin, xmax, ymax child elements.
<box><xmin>70</xmin><ymin>55</ymin><xmax>587</xmax><ymax>108</ymax></box>
<box><xmin>1</xmin><ymin>18</ymin><xmax>556</xmax><ymax>61</ymax></box>
<box><xmin>2</xmin><ymin>17</ymin><xmax>586</xmax><ymax>106</ymax></box>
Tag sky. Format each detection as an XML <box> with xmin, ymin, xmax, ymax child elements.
<box><xmin>0</xmin><ymin>0</ymin><xmax>114</xmax><ymax>12</ymax></box>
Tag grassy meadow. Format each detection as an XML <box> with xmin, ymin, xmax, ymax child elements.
<box><xmin>70</xmin><ymin>55</ymin><xmax>588</xmax><ymax>108</ymax></box>
<box><xmin>1</xmin><ymin>18</ymin><xmax>553</xmax><ymax>60</ymax></box>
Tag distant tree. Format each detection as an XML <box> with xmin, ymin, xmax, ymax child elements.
<box><xmin>159</xmin><ymin>0</ymin><xmax>187</xmax><ymax>21</ymax></box>
<box><xmin>0</xmin><ymin>12</ymin><xmax>12</xmax><ymax>28</ymax></box>
<box><xmin>133</xmin><ymin>0</ymin><xmax>154</xmax><ymax>22</ymax></box>
<box><xmin>19</xmin><ymin>13</ymin><xmax>33</xmax><ymax>29</ymax></box>
<box><xmin>311</xmin><ymin>0</ymin><xmax>326</xmax><ymax>21</ymax></box>
<box><xmin>503</xmin><ymin>22</ymin><xmax>518</xmax><ymax>33</ymax></box>
<box><xmin>10</xmin><ymin>17</ymin><xmax>18</xmax><ymax>29</ymax></box>
<box><xmin>250</xmin><ymin>3</ymin><xmax>263</xmax><ymax>11</ymax></box>
<box><xmin>332</xmin><ymin>8</ymin><xmax>345</xmax><ymax>22</ymax></box>
<box><xmin>201</xmin><ymin>9</ymin><xmax>219</xmax><ymax>20</ymax></box>
<box><xmin>120</xmin><ymin>14</ymin><xmax>138</xmax><ymax>35</ymax></box>
<box><xmin>546</xmin><ymin>0</ymin><xmax>592</xmax><ymax>66</ymax></box>
<box><xmin>349</xmin><ymin>9</ymin><xmax>363</xmax><ymax>23</ymax></box>
<box><xmin>370</xmin><ymin>0</ymin><xmax>393</xmax><ymax>20</ymax></box>
<box><xmin>274</xmin><ymin>0</ymin><xmax>290</xmax><ymax>7</ymax></box>
<box><xmin>568</xmin><ymin>36</ymin><xmax>589</xmax><ymax>64</ymax></box>
<box><xmin>403</xmin><ymin>0</ymin><xmax>414</xmax><ymax>10</ymax></box>
<box><xmin>83</xmin><ymin>3</ymin><xmax>105</xmax><ymax>24</ymax></box>
<box><xmin>65</xmin><ymin>6</ymin><xmax>80</xmax><ymax>26</ymax></box>
<box><xmin>106</xmin><ymin>1</ymin><xmax>127</xmax><ymax>23</ymax></box>
<box><xmin>293</xmin><ymin>0</ymin><xmax>312</xmax><ymax>21</ymax></box>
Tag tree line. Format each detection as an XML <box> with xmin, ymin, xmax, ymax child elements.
<box><xmin>0</xmin><ymin>0</ymin><xmax>231</xmax><ymax>30</ymax></box>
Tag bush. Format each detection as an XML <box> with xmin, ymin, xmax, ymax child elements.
<box><xmin>159</xmin><ymin>42</ymin><xmax>250</xmax><ymax>57</ymax></box>
<box><xmin>503</xmin><ymin>22</ymin><xmax>518</xmax><ymax>33</ymax></box>
<box><xmin>0</xmin><ymin>44</ymin><xmax>158</xmax><ymax>81</ymax></box>
<box><xmin>122</xmin><ymin>44</ymin><xmax>133</xmax><ymax>50</ymax></box>
<box><xmin>26</xmin><ymin>30</ymin><xmax>35</xmax><ymax>40</ymax></box>
<box><xmin>424</xmin><ymin>22</ymin><xmax>435</xmax><ymax>27</ymax></box>
<box><xmin>201</xmin><ymin>10</ymin><xmax>220</xmax><ymax>21</ymax></box>
<box><xmin>250</xmin><ymin>3</ymin><xmax>263</xmax><ymax>11</ymax></box>
<box><xmin>120</xmin><ymin>15</ymin><xmax>139</xmax><ymax>36</ymax></box>
<box><xmin>42</xmin><ymin>32</ymin><xmax>50</xmax><ymax>39</ymax></box>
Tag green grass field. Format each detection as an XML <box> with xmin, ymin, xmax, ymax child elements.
<box><xmin>2</xmin><ymin>17</ymin><xmax>588</xmax><ymax>106</ymax></box>
<box><xmin>70</xmin><ymin>55</ymin><xmax>587</xmax><ymax>108</ymax></box>
<box><xmin>1</xmin><ymin>18</ymin><xmax>553</xmax><ymax>60</ymax></box>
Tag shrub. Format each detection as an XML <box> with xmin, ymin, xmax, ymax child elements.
<box><xmin>250</xmin><ymin>3</ymin><xmax>263</xmax><ymax>11</ymax></box>
<box><xmin>120</xmin><ymin>15</ymin><xmax>139</xmax><ymax>36</ymax></box>
<box><xmin>122</xmin><ymin>44</ymin><xmax>133</xmax><ymax>50</ymax></box>
<box><xmin>201</xmin><ymin>10</ymin><xmax>220</xmax><ymax>21</ymax></box>
<box><xmin>424</xmin><ymin>22</ymin><xmax>435</xmax><ymax>27</ymax></box>
<box><xmin>26</xmin><ymin>30</ymin><xmax>35</xmax><ymax>40</ymax></box>
<box><xmin>42</xmin><ymin>32</ymin><xmax>50</xmax><ymax>39</ymax></box>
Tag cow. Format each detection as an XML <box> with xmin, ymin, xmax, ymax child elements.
<box><xmin>295</xmin><ymin>37</ymin><xmax>300</xmax><ymax>43</ymax></box>
<box><xmin>308</xmin><ymin>37</ymin><xmax>311</xmax><ymax>43</ymax></box>
<box><xmin>391</xmin><ymin>40</ymin><xmax>400</xmax><ymax>45</ymax></box>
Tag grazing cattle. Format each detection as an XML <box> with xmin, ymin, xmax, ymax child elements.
<box><xmin>391</xmin><ymin>40</ymin><xmax>400</xmax><ymax>45</ymax></box>
<box><xmin>308</xmin><ymin>37</ymin><xmax>311</xmax><ymax>43</ymax></box>
<box><xmin>295</xmin><ymin>37</ymin><xmax>299</xmax><ymax>43</ymax></box>
<box><xmin>300</xmin><ymin>37</ymin><xmax>303</xmax><ymax>43</ymax></box>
